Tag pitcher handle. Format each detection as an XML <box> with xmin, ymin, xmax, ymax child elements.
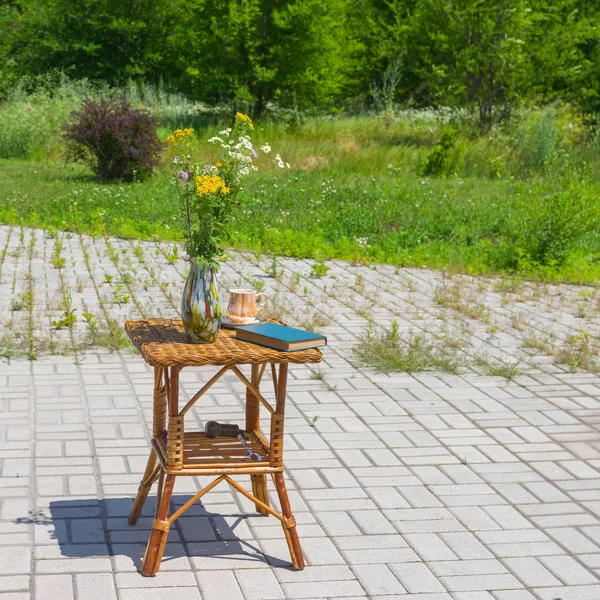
<box><xmin>255</xmin><ymin>293</ymin><xmax>268</xmax><ymax>313</ymax></box>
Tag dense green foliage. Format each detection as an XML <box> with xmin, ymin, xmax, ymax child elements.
<box><xmin>1</xmin><ymin>0</ymin><xmax>599</xmax><ymax>124</ymax></box>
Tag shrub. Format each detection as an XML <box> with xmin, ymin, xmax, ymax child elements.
<box><xmin>418</xmin><ymin>126</ymin><xmax>462</xmax><ymax>177</ymax></box>
<box><xmin>516</xmin><ymin>172</ymin><xmax>598</xmax><ymax>266</ymax></box>
<box><xmin>63</xmin><ymin>97</ymin><xmax>162</xmax><ymax>181</ymax></box>
<box><xmin>516</xmin><ymin>106</ymin><xmax>564</xmax><ymax>172</ymax></box>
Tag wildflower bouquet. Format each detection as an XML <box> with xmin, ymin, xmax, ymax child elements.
<box><xmin>168</xmin><ymin>112</ymin><xmax>288</xmax><ymax>266</ymax></box>
<box><xmin>167</xmin><ymin>113</ymin><xmax>288</xmax><ymax>343</ymax></box>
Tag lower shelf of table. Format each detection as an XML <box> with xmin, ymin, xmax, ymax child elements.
<box><xmin>152</xmin><ymin>431</ymin><xmax>281</xmax><ymax>475</ymax></box>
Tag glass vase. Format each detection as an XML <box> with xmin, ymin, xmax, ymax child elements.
<box><xmin>180</xmin><ymin>260</ymin><xmax>222</xmax><ymax>343</ymax></box>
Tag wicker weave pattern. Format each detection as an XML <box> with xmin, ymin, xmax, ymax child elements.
<box><xmin>167</xmin><ymin>416</ymin><xmax>184</xmax><ymax>469</ymax></box>
<box><xmin>269</xmin><ymin>412</ymin><xmax>285</xmax><ymax>468</ymax></box>
<box><xmin>125</xmin><ymin>319</ymin><xmax>322</xmax><ymax>367</ymax></box>
<box><xmin>152</xmin><ymin>368</ymin><xmax>167</xmax><ymax>438</ymax></box>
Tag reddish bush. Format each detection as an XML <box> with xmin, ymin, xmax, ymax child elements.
<box><xmin>63</xmin><ymin>97</ymin><xmax>162</xmax><ymax>181</ymax></box>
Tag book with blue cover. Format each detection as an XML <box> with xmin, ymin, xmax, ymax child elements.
<box><xmin>234</xmin><ymin>323</ymin><xmax>327</xmax><ymax>352</ymax></box>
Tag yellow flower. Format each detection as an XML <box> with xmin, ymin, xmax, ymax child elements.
<box><xmin>235</xmin><ymin>112</ymin><xmax>254</xmax><ymax>130</ymax></box>
<box><xmin>167</xmin><ymin>128</ymin><xmax>195</xmax><ymax>144</ymax></box>
<box><xmin>195</xmin><ymin>175</ymin><xmax>230</xmax><ymax>197</ymax></box>
<box><xmin>216</xmin><ymin>162</ymin><xmax>222</xmax><ymax>168</ymax></box>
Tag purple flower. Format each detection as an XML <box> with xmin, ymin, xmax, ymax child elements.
<box><xmin>252</xmin><ymin>150</ymin><xmax>258</xmax><ymax>158</ymax></box>
<box><xmin>180</xmin><ymin>171</ymin><xmax>189</xmax><ymax>181</ymax></box>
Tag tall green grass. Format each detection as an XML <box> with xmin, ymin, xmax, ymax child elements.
<box><xmin>1</xmin><ymin>78</ymin><xmax>598</xmax><ymax>179</ymax></box>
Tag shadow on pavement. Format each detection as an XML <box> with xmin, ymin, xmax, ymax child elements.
<box><xmin>17</xmin><ymin>495</ymin><xmax>284</xmax><ymax>571</ymax></box>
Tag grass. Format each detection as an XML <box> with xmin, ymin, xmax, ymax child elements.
<box><xmin>3</xmin><ymin>157</ymin><xmax>600</xmax><ymax>284</ymax></box>
<box><xmin>297</xmin><ymin>311</ymin><xmax>332</xmax><ymax>333</ymax></box>
<box><xmin>2</xmin><ymin>81</ymin><xmax>600</xmax><ymax>283</ymax></box>
<box><xmin>309</xmin><ymin>369</ymin><xmax>325</xmax><ymax>380</ymax></box>
<box><xmin>554</xmin><ymin>331</ymin><xmax>599</xmax><ymax>372</ymax></box>
<box><xmin>473</xmin><ymin>354</ymin><xmax>523</xmax><ymax>380</ymax></box>
<box><xmin>354</xmin><ymin>321</ymin><xmax>526</xmax><ymax>378</ymax></box>
<box><xmin>353</xmin><ymin>321</ymin><xmax>465</xmax><ymax>374</ymax></box>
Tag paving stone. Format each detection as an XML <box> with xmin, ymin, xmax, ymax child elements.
<box><xmin>350</xmin><ymin>564</ymin><xmax>404</xmax><ymax>596</ymax></box>
<box><xmin>275</xmin><ymin>565</ymin><xmax>354</xmax><ymax>583</ymax></box>
<box><xmin>492</xmin><ymin>592</ymin><xmax>537</xmax><ymax>600</ymax></box>
<box><xmin>280</xmin><ymin>580</ymin><xmax>365</xmax><ymax>598</ymax></box>
<box><xmin>0</xmin><ymin>577</ymin><xmax>30</xmax><ymax>594</ymax></box>
<box><xmin>341</xmin><ymin>547</ymin><xmax>419</xmax><ymax>565</ymax></box>
<box><xmin>74</xmin><ymin>573</ymin><xmax>117</xmax><ymax>600</ymax></box>
<box><xmin>196</xmin><ymin>570</ymin><xmax>244</xmax><ymax>600</ymax></box>
<box><xmin>440</xmin><ymin>574</ymin><xmax>522</xmax><ymax>592</ymax></box>
<box><xmin>0</xmin><ymin>547</ymin><xmax>30</xmax><ymax>575</ymax></box>
<box><xmin>119</xmin><ymin>589</ymin><xmax>202</xmax><ymax>600</ymax></box>
<box><xmin>452</xmin><ymin>593</ymin><xmax>495</xmax><ymax>600</ymax></box>
<box><xmin>483</xmin><ymin>505</ymin><xmax>532</xmax><ymax>529</ymax></box>
<box><xmin>235</xmin><ymin>570</ymin><xmax>286</xmax><ymax>600</ymax></box>
<box><xmin>6</xmin><ymin>229</ymin><xmax>600</xmax><ymax>600</ymax></box>
<box><xmin>450</xmin><ymin>507</ymin><xmax>500</xmax><ymax>531</ymax></box>
<box><xmin>503</xmin><ymin>557</ymin><xmax>562</xmax><ymax>587</ymax></box>
<box><xmin>115</xmin><ymin>572</ymin><xmax>198</xmax><ymax>588</ymax></box>
<box><xmin>391</xmin><ymin>562</ymin><xmax>446</xmax><ymax>593</ymax></box>
<box><xmin>532</xmin><ymin>585</ymin><xmax>600</xmax><ymax>600</ymax></box>
<box><xmin>440</xmin><ymin>533</ymin><xmax>494</xmax><ymax>560</ymax></box>
<box><xmin>402</xmin><ymin>533</ymin><xmax>458</xmax><ymax>561</ymax></box>
<box><xmin>430</xmin><ymin>560</ymin><xmax>507</xmax><ymax>577</ymax></box>
<box><xmin>36</xmin><ymin>558</ymin><xmax>113</xmax><ymax>574</ymax></box>
<box><xmin>545</xmin><ymin>527</ymin><xmax>600</xmax><ymax>554</ymax></box>
<box><xmin>537</xmin><ymin>555</ymin><xmax>600</xmax><ymax>585</ymax></box>
<box><xmin>349</xmin><ymin>509</ymin><xmax>397</xmax><ymax>534</ymax></box>
<box><xmin>316</xmin><ymin>512</ymin><xmax>361</xmax><ymax>537</ymax></box>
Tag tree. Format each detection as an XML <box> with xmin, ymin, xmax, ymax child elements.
<box><xmin>8</xmin><ymin>0</ymin><xmax>183</xmax><ymax>85</ymax></box>
<box><xmin>410</xmin><ymin>0</ymin><xmax>532</xmax><ymax>130</ymax></box>
<box><xmin>0</xmin><ymin>0</ymin><xmax>20</xmax><ymax>98</ymax></box>
<box><xmin>174</xmin><ymin>0</ymin><xmax>351</xmax><ymax>114</ymax></box>
<box><xmin>527</xmin><ymin>0</ymin><xmax>600</xmax><ymax>113</ymax></box>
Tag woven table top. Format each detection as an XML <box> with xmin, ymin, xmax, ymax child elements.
<box><xmin>125</xmin><ymin>319</ymin><xmax>323</xmax><ymax>367</ymax></box>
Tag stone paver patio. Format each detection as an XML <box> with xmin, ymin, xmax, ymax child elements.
<box><xmin>1</xmin><ymin>226</ymin><xmax>600</xmax><ymax>599</ymax></box>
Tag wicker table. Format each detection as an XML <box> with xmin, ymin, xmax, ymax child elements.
<box><xmin>125</xmin><ymin>319</ymin><xmax>322</xmax><ymax>576</ymax></box>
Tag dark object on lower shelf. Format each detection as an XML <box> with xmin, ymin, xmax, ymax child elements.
<box><xmin>204</xmin><ymin>420</ymin><xmax>241</xmax><ymax>438</ymax></box>
<box><xmin>204</xmin><ymin>421</ymin><xmax>262</xmax><ymax>461</ymax></box>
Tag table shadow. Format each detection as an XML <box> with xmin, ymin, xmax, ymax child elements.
<box><xmin>17</xmin><ymin>495</ymin><xmax>288</xmax><ymax>572</ymax></box>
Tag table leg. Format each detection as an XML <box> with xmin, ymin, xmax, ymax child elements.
<box><xmin>128</xmin><ymin>448</ymin><xmax>157</xmax><ymax>525</ymax></box>
<box><xmin>129</xmin><ymin>366</ymin><xmax>166</xmax><ymax>525</ymax></box>
<box><xmin>251</xmin><ymin>474</ymin><xmax>269</xmax><ymax>515</ymax></box>
<box><xmin>141</xmin><ymin>366</ymin><xmax>180</xmax><ymax>576</ymax></box>
<box><xmin>140</xmin><ymin>471</ymin><xmax>176</xmax><ymax>576</ymax></box>
<box><xmin>274</xmin><ymin>471</ymin><xmax>305</xmax><ymax>570</ymax></box>
<box><xmin>246</xmin><ymin>364</ymin><xmax>270</xmax><ymax>515</ymax></box>
<box><xmin>273</xmin><ymin>363</ymin><xmax>304</xmax><ymax>569</ymax></box>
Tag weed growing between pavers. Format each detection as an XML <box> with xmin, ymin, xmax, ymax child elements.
<box><xmin>297</xmin><ymin>311</ymin><xmax>332</xmax><ymax>333</ymax></box>
<box><xmin>354</xmin><ymin>320</ymin><xmax>526</xmax><ymax>379</ymax></box>
<box><xmin>353</xmin><ymin>320</ymin><xmax>465</xmax><ymax>374</ymax></box>
<box><xmin>473</xmin><ymin>354</ymin><xmax>523</xmax><ymax>380</ymax></box>
<box><xmin>554</xmin><ymin>331</ymin><xmax>599</xmax><ymax>373</ymax></box>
